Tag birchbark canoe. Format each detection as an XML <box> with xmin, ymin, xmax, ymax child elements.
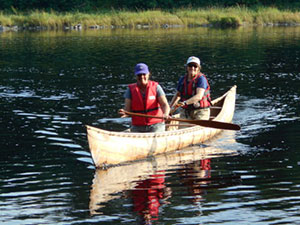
<box><xmin>86</xmin><ymin>85</ymin><xmax>237</xmax><ymax>168</ymax></box>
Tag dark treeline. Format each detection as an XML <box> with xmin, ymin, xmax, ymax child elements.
<box><xmin>0</xmin><ymin>0</ymin><xmax>299</xmax><ymax>11</ymax></box>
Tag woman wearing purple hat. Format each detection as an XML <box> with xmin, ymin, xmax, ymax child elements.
<box><xmin>169</xmin><ymin>56</ymin><xmax>211</xmax><ymax>120</ymax></box>
<box><xmin>119</xmin><ymin>63</ymin><xmax>170</xmax><ymax>132</ymax></box>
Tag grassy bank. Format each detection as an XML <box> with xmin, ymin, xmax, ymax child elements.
<box><xmin>1</xmin><ymin>6</ymin><xmax>300</xmax><ymax>30</ymax></box>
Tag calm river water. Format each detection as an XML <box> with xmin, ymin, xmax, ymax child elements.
<box><xmin>1</xmin><ymin>26</ymin><xmax>300</xmax><ymax>224</ymax></box>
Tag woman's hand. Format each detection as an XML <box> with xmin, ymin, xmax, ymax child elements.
<box><xmin>177</xmin><ymin>101</ymin><xmax>186</xmax><ymax>107</ymax></box>
<box><xmin>163</xmin><ymin>113</ymin><xmax>171</xmax><ymax>121</ymax></box>
<box><xmin>118</xmin><ymin>108</ymin><xmax>128</xmax><ymax>118</ymax></box>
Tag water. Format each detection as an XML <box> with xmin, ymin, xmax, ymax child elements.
<box><xmin>0</xmin><ymin>26</ymin><xmax>300</xmax><ymax>224</ymax></box>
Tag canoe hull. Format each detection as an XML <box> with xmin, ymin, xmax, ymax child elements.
<box><xmin>86</xmin><ymin>85</ymin><xmax>237</xmax><ymax>167</ymax></box>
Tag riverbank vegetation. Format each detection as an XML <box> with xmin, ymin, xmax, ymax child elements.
<box><xmin>1</xmin><ymin>2</ymin><xmax>300</xmax><ymax>30</ymax></box>
<box><xmin>1</xmin><ymin>0</ymin><xmax>300</xmax><ymax>11</ymax></box>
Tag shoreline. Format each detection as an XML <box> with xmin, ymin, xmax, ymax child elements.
<box><xmin>2</xmin><ymin>22</ymin><xmax>300</xmax><ymax>32</ymax></box>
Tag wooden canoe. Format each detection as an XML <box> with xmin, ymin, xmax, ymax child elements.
<box><xmin>86</xmin><ymin>85</ymin><xmax>237</xmax><ymax>168</ymax></box>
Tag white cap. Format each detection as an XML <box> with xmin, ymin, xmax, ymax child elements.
<box><xmin>186</xmin><ymin>56</ymin><xmax>200</xmax><ymax>66</ymax></box>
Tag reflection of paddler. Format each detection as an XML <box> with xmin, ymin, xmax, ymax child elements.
<box><xmin>179</xmin><ymin>157</ymin><xmax>241</xmax><ymax>205</ymax></box>
<box><xmin>132</xmin><ymin>173</ymin><xmax>168</xmax><ymax>222</ymax></box>
<box><xmin>200</xmin><ymin>158</ymin><xmax>211</xmax><ymax>171</ymax></box>
<box><xmin>180</xmin><ymin>159</ymin><xmax>212</xmax><ymax>203</ymax></box>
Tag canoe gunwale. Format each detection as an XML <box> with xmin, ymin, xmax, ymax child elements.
<box><xmin>86</xmin><ymin>124</ymin><xmax>206</xmax><ymax>138</ymax></box>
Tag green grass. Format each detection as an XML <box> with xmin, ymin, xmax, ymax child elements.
<box><xmin>0</xmin><ymin>6</ymin><xmax>300</xmax><ymax>29</ymax></box>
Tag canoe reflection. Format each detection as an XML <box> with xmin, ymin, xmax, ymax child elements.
<box><xmin>89</xmin><ymin>143</ymin><xmax>237</xmax><ymax>217</ymax></box>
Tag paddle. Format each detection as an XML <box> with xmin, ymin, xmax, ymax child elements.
<box><xmin>124</xmin><ymin>110</ymin><xmax>240</xmax><ymax>131</ymax></box>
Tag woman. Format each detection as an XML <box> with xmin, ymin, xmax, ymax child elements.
<box><xmin>170</xmin><ymin>56</ymin><xmax>211</xmax><ymax>120</ymax></box>
<box><xmin>119</xmin><ymin>63</ymin><xmax>170</xmax><ymax>132</ymax></box>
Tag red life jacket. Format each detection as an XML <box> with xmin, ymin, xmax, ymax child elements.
<box><xmin>180</xmin><ymin>73</ymin><xmax>211</xmax><ymax>109</ymax></box>
<box><xmin>129</xmin><ymin>81</ymin><xmax>164</xmax><ymax>126</ymax></box>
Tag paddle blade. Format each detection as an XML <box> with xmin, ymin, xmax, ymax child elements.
<box><xmin>190</xmin><ymin>120</ymin><xmax>241</xmax><ymax>130</ymax></box>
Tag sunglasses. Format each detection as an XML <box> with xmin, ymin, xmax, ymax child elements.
<box><xmin>137</xmin><ymin>73</ymin><xmax>147</xmax><ymax>77</ymax></box>
<box><xmin>188</xmin><ymin>64</ymin><xmax>198</xmax><ymax>68</ymax></box>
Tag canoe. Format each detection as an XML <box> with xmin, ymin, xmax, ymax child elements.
<box><xmin>86</xmin><ymin>85</ymin><xmax>237</xmax><ymax>168</ymax></box>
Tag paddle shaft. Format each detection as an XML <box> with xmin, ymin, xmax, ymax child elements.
<box><xmin>124</xmin><ymin>111</ymin><xmax>240</xmax><ymax>131</ymax></box>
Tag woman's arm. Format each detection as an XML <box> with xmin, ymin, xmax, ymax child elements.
<box><xmin>184</xmin><ymin>87</ymin><xmax>205</xmax><ymax>105</ymax></box>
<box><xmin>169</xmin><ymin>91</ymin><xmax>181</xmax><ymax>108</ymax></box>
<box><xmin>118</xmin><ymin>98</ymin><xmax>131</xmax><ymax>117</ymax></box>
<box><xmin>158</xmin><ymin>95</ymin><xmax>170</xmax><ymax>118</ymax></box>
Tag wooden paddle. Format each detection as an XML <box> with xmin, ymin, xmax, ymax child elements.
<box><xmin>124</xmin><ymin>110</ymin><xmax>240</xmax><ymax>131</ymax></box>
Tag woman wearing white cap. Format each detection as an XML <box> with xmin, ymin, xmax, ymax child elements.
<box><xmin>119</xmin><ymin>63</ymin><xmax>170</xmax><ymax>132</ymax></box>
<box><xmin>170</xmin><ymin>56</ymin><xmax>211</xmax><ymax>120</ymax></box>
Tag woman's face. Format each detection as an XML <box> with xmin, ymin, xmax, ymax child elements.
<box><xmin>136</xmin><ymin>73</ymin><xmax>150</xmax><ymax>88</ymax></box>
<box><xmin>187</xmin><ymin>63</ymin><xmax>200</xmax><ymax>77</ymax></box>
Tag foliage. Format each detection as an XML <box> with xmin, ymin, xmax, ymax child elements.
<box><xmin>212</xmin><ymin>16</ymin><xmax>242</xmax><ymax>27</ymax></box>
<box><xmin>0</xmin><ymin>0</ymin><xmax>300</xmax><ymax>11</ymax></box>
<box><xmin>1</xmin><ymin>6</ymin><xmax>300</xmax><ymax>29</ymax></box>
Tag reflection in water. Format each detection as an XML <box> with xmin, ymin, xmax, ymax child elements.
<box><xmin>131</xmin><ymin>172</ymin><xmax>171</xmax><ymax>224</ymax></box>
<box><xmin>89</xmin><ymin>142</ymin><xmax>238</xmax><ymax>219</ymax></box>
<box><xmin>180</xmin><ymin>159</ymin><xmax>212</xmax><ymax>205</ymax></box>
<box><xmin>178</xmin><ymin>159</ymin><xmax>242</xmax><ymax>210</ymax></box>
